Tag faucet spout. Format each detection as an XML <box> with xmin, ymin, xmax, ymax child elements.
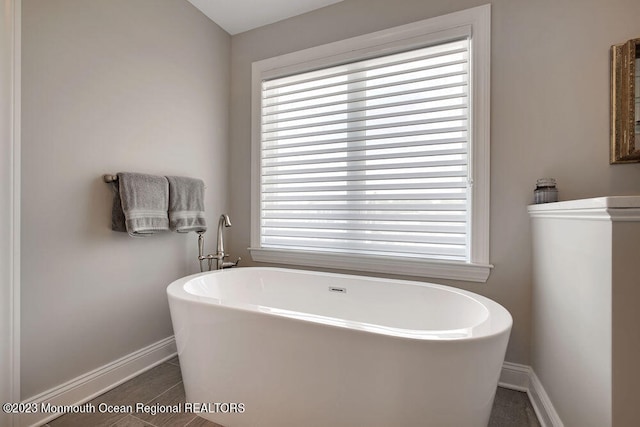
<box><xmin>216</xmin><ymin>214</ymin><xmax>232</xmax><ymax>270</ymax></box>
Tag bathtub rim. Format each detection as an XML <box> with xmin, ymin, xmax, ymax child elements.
<box><xmin>167</xmin><ymin>266</ymin><xmax>512</xmax><ymax>343</ymax></box>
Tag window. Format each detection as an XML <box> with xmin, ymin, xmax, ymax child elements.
<box><xmin>251</xmin><ymin>5</ymin><xmax>491</xmax><ymax>282</ymax></box>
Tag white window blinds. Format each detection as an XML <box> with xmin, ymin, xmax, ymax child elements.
<box><xmin>259</xmin><ymin>38</ymin><xmax>471</xmax><ymax>262</ymax></box>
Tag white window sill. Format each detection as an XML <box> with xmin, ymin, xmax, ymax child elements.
<box><xmin>249</xmin><ymin>248</ymin><xmax>492</xmax><ymax>283</ymax></box>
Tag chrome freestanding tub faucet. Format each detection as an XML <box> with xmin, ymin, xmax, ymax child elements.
<box><xmin>197</xmin><ymin>214</ymin><xmax>240</xmax><ymax>272</ymax></box>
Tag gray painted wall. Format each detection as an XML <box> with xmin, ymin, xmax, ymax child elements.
<box><xmin>228</xmin><ymin>0</ymin><xmax>640</xmax><ymax>366</ymax></box>
<box><xmin>21</xmin><ymin>0</ymin><xmax>230</xmax><ymax>398</ymax></box>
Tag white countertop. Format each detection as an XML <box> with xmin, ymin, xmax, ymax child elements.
<box><xmin>528</xmin><ymin>196</ymin><xmax>640</xmax><ymax>221</ymax></box>
<box><xmin>528</xmin><ymin>196</ymin><xmax>640</xmax><ymax>212</ymax></box>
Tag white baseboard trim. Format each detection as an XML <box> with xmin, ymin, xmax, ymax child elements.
<box><xmin>20</xmin><ymin>336</ymin><xmax>176</xmax><ymax>427</ymax></box>
<box><xmin>499</xmin><ymin>362</ymin><xmax>563</xmax><ymax>427</ymax></box>
<box><xmin>499</xmin><ymin>361</ymin><xmax>531</xmax><ymax>392</ymax></box>
<box><xmin>527</xmin><ymin>368</ymin><xmax>564</xmax><ymax>427</ymax></box>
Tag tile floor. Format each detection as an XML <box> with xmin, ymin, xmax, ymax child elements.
<box><xmin>43</xmin><ymin>357</ymin><xmax>540</xmax><ymax>427</ymax></box>
<box><xmin>488</xmin><ymin>387</ymin><xmax>541</xmax><ymax>427</ymax></box>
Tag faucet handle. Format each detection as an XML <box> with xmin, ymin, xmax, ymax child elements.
<box><xmin>221</xmin><ymin>257</ymin><xmax>241</xmax><ymax>269</ymax></box>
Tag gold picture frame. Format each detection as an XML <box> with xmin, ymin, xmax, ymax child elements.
<box><xmin>611</xmin><ymin>38</ymin><xmax>640</xmax><ymax>163</ymax></box>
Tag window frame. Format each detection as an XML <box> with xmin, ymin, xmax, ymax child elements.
<box><xmin>250</xmin><ymin>4</ymin><xmax>492</xmax><ymax>282</ymax></box>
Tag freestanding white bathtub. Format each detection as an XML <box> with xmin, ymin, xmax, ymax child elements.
<box><xmin>167</xmin><ymin>267</ymin><xmax>512</xmax><ymax>427</ymax></box>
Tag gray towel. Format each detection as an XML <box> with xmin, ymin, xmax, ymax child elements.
<box><xmin>166</xmin><ymin>176</ymin><xmax>207</xmax><ymax>233</ymax></box>
<box><xmin>109</xmin><ymin>180</ymin><xmax>127</xmax><ymax>233</ymax></box>
<box><xmin>113</xmin><ymin>172</ymin><xmax>170</xmax><ymax>236</ymax></box>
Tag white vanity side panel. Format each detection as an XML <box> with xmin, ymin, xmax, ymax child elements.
<box><xmin>611</xmin><ymin>222</ymin><xmax>640</xmax><ymax>426</ymax></box>
<box><xmin>531</xmin><ymin>217</ymin><xmax>612</xmax><ymax>427</ymax></box>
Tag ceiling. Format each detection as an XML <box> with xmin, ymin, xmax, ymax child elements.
<box><xmin>187</xmin><ymin>0</ymin><xmax>344</xmax><ymax>35</ymax></box>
